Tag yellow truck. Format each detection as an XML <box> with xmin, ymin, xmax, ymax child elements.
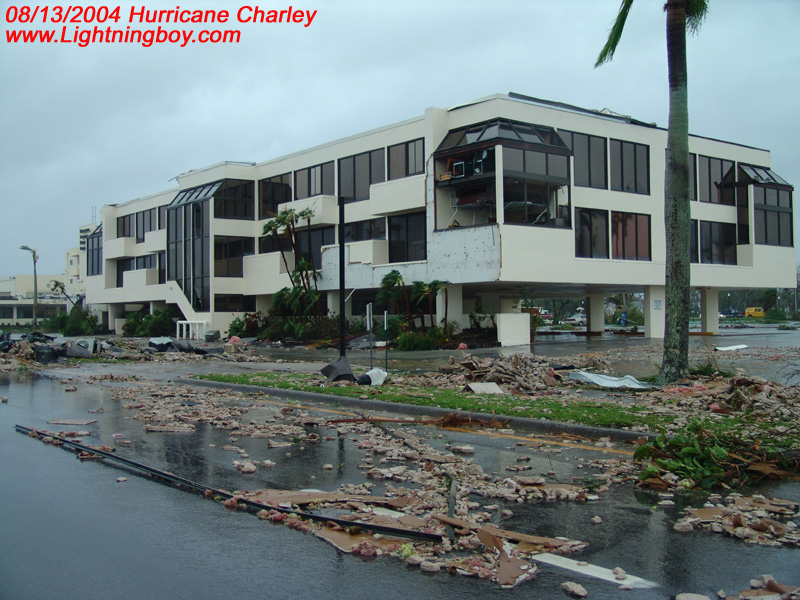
<box><xmin>745</xmin><ymin>307</ymin><xmax>765</xmax><ymax>318</ymax></box>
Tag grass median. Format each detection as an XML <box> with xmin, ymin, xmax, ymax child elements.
<box><xmin>195</xmin><ymin>371</ymin><xmax>676</xmax><ymax>431</ymax></box>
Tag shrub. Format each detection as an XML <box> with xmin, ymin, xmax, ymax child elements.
<box><xmin>227</xmin><ymin>311</ymin><xmax>269</xmax><ymax>338</ymax></box>
<box><xmin>764</xmin><ymin>308</ymin><xmax>787</xmax><ymax>323</ymax></box>
<box><xmin>41</xmin><ymin>311</ymin><xmax>69</xmax><ymax>333</ymax></box>
<box><xmin>122</xmin><ymin>309</ymin><xmax>173</xmax><ymax>337</ymax></box>
<box><xmin>396</xmin><ymin>331</ymin><xmax>437</xmax><ymax>351</ymax></box>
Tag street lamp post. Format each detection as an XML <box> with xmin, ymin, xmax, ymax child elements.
<box><xmin>20</xmin><ymin>245</ymin><xmax>39</xmax><ymax>329</ymax></box>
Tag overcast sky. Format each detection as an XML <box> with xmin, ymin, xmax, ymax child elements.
<box><xmin>1</xmin><ymin>0</ymin><xmax>798</xmax><ymax>276</ymax></box>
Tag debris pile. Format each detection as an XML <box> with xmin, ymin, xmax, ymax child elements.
<box><xmin>439</xmin><ymin>353</ymin><xmax>611</xmax><ymax>393</ymax></box>
<box><xmin>675</xmin><ymin>494</ymin><xmax>800</xmax><ymax>547</ymax></box>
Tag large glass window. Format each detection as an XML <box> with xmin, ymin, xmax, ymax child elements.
<box><xmin>259</xmin><ymin>173</ymin><xmax>291</xmax><ymax>219</ymax></box>
<box><xmin>344</xmin><ymin>218</ymin><xmax>386</xmax><ymax>242</ymax></box>
<box><xmin>167</xmin><ymin>195</ymin><xmax>210</xmax><ymax>311</ymax></box>
<box><xmin>502</xmin><ymin>147</ymin><xmax>570</xmax><ymax>227</ymax></box>
<box><xmin>116</xmin><ymin>258</ymin><xmax>134</xmax><ymax>288</ymax></box>
<box><xmin>296</xmin><ymin>226</ymin><xmax>335</xmax><ymax>269</ymax></box>
<box><xmin>560</xmin><ymin>131</ymin><xmax>607</xmax><ymax>189</ymax></box>
<box><xmin>214</xmin><ymin>236</ymin><xmax>255</xmax><ymax>277</ymax></box>
<box><xmin>389</xmin><ymin>212</ymin><xmax>426</xmax><ymax>263</ymax></box>
<box><xmin>611</xmin><ymin>211</ymin><xmax>651</xmax><ymax>260</ymax></box>
<box><xmin>754</xmin><ymin>186</ymin><xmax>793</xmax><ymax>247</ymax></box>
<box><xmin>86</xmin><ymin>228</ymin><xmax>103</xmax><ymax>276</ymax></box>
<box><xmin>699</xmin><ymin>220</ymin><xmax>737</xmax><ymax>264</ymax></box>
<box><xmin>214</xmin><ymin>180</ymin><xmax>255</xmax><ymax>220</ymax></box>
<box><xmin>117</xmin><ymin>214</ymin><xmax>133</xmax><ymax>238</ymax></box>
<box><xmin>295</xmin><ymin>162</ymin><xmax>334</xmax><ymax>200</ymax></box>
<box><xmin>610</xmin><ymin>139</ymin><xmax>650</xmax><ymax>194</ymax></box>
<box><xmin>698</xmin><ymin>155</ymin><xmax>735</xmax><ymax>204</ymax></box>
<box><xmin>339</xmin><ymin>149</ymin><xmax>385</xmax><ymax>203</ymax></box>
<box><xmin>388</xmin><ymin>139</ymin><xmax>425</xmax><ymax>180</ymax></box>
<box><xmin>575</xmin><ymin>208</ymin><xmax>609</xmax><ymax>259</ymax></box>
<box><xmin>214</xmin><ymin>294</ymin><xmax>256</xmax><ymax>313</ymax></box>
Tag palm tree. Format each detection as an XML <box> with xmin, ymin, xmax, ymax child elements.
<box><xmin>377</xmin><ymin>270</ymin><xmax>414</xmax><ymax>329</ymax></box>
<box><xmin>596</xmin><ymin>0</ymin><xmax>708</xmax><ymax>384</ymax></box>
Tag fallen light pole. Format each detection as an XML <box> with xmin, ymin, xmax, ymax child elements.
<box><xmin>14</xmin><ymin>425</ymin><xmax>442</xmax><ymax>543</ymax></box>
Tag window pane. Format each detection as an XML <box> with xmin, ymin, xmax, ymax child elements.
<box><xmin>322</xmin><ymin>162</ymin><xmax>335</xmax><ymax>195</ymax></box>
<box><xmin>573</xmin><ymin>134</ymin><xmax>589</xmax><ymax>187</ymax></box>
<box><xmin>295</xmin><ymin>169</ymin><xmax>308</xmax><ymax>200</ymax></box>
<box><xmin>611</xmin><ymin>211</ymin><xmax>624</xmax><ymax>258</ymax></box>
<box><xmin>549</xmin><ymin>154</ymin><xmax>568</xmax><ymax>179</ymax></box>
<box><xmin>622</xmin><ymin>141</ymin><xmax>635</xmax><ymax>192</ymax></box>
<box><xmin>779</xmin><ymin>213</ymin><xmax>792</xmax><ymax>246</ymax></box>
<box><xmin>371</xmin><ymin>149</ymin><xmax>385</xmax><ymax>184</ymax></box>
<box><xmin>610</xmin><ymin>140</ymin><xmax>622</xmax><ymax>191</ymax></box>
<box><xmin>411</xmin><ymin>139</ymin><xmax>424</xmax><ymax>174</ymax></box>
<box><xmin>355</xmin><ymin>152</ymin><xmax>370</xmax><ymax>201</ymax></box>
<box><xmin>590</xmin><ymin>136</ymin><xmax>607</xmax><ymax>189</ymax></box>
<box><xmin>339</xmin><ymin>157</ymin><xmax>354</xmax><ymax>202</ymax></box>
<box><xmin>635</xmin><ymin>144</ymin><xmax>649</xmax><ymax>194</ymax></box>
<box><xmin>637</xmin><ymin>214</ymin><xmax>650</xmax><ymax>260</ymax></box>
<box><xmin>525</xmin><ymin>150</ymin><xmax>547</xmax><ymax>175</ymax></box>
<box><xmin>388</xmin><ymin>144</ymin><xmax>404</xmax><ymax>180</ymax></box>
<box><xmin>698</xmin><ymin>156</ymin><xmax>710</xmax><ymax>203</ymax></box>
<box><xmin>503</xmin><ymin>147</ymin><xmax>524</xmax><ymax>172</ymax></box>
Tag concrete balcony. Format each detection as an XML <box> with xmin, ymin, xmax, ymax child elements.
<box><xmin>104</xmin><ymin>236</ymin><xmax>137</xmax><ymax>259</ymax></box>
<box><xmin>369</xmin><ymin>175</ymin><xmax>425</xmax><ymax>216</ymax></box>
<box><xmin>277</xmin><ymin>195</ymin><xmax>338</xmax><ymax>226</ymax></box>
<box><xmin>242</xmin><ymin>252</ymin><xmax>294</xmax><ymax>295</ymax></box>
<box><xmin>347</xmin><ymin>240</ymin><xmax>389</xmax><ymax>266</ymax></box>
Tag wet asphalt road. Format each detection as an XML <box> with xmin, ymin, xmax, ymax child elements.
<box><xmin>2</xmin><ymin>347</ymin><xmax>799</xmax><ymax>599</ymax></box>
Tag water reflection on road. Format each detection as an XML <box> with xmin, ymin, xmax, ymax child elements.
<box><xmin>2</xmin><ymin>371</ymin><xmax>799</xmax><ymax>599</ymax></box>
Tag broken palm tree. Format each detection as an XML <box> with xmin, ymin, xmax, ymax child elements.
<box><xmin>635</xmin><ymin>420</ymin><xmax>800</xmax><ymax>491</ymax></box>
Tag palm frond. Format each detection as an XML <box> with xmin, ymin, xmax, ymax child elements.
<box><xmin>595</xmin><ymin>0</ymin><xmax>636</xmax><ymax>67</ymax></box>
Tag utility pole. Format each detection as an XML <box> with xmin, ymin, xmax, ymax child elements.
<box><xmin>20</xmin><ymin>245</ymin><xmax>39</xmax><ymax>328</ymax></box>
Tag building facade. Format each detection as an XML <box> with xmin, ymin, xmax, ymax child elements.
<box><xmin>0</xmin><ymin>274</ymin><xmax>68</xmax><ymax>326</ymax></box>
<box><xmin>83</xmin><ymin>93</ymin><xmax>795</xmax><ymax>342</ymax></box>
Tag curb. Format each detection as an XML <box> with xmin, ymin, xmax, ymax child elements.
<box><xmin>175</xmin><ymin>377</ymin><xmax>655</xmax><ymax>443</ymax></box>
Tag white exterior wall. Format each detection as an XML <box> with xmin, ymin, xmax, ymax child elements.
<box><xmin>82</xmin><ymin>94</ymin><xmax>795</xmax><ymax>339</ymax></box>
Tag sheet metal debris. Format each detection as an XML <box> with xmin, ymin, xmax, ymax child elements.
<box><xmin>568</xmin><ymin>371</ymin><xmax>653</xmax><ymax>389</ymax></box>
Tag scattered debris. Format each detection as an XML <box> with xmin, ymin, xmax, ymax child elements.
<box><xmin>568</xmin><ymin>371</ymin><xmax>653</xmax><ymax>389</ymax></box>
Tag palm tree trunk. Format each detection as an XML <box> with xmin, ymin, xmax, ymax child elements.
<box><xmin>658</xmin><ymin>0</ymin><xmax>692</xmax><ymax>385</ymax></box>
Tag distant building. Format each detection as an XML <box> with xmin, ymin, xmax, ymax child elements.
<box><xmin>64</xmin><ymin>223</ymin><xmax>97</xmax><ymax>306</ymax></box>
<box><xmin>81</xmin><ymin>93</ymin><xmax>795</xmax><ymax>342</ymax></box>
<box><xmin>0</xmin><ymin>274</ymin><xmax>67</xmax><ymax>325</ymax></box>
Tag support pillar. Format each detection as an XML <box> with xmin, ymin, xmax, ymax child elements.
<box><xmin>700</xmin><ymin>288</ymin><xmax>720</xmax><ymax>334</ymax></box>
<box><xmin>586</xmin><ymin>293</ymin><xmax>605</xmax><ymax>335</ymax></box>
<box><xmin>326</xmin><ymin>291</ymin><xmax>352</xmax><ymax>319</ymax></box>
<box><xmin>436</xmin><ymin>284</ymin><xmax>465</xmax><ymax>329</ymax></box>
<box><xmin>644</xmin><ymin>286</ymin><xmax>666</xmax><ymax>339</ymax></box>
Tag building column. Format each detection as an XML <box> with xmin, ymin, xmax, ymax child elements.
<box><xmin>107</xmin><ymin>303</ymin><xmax>125</xmax><ymax>336</ymax></box>
<box><xmin>436</xmin><ymin>284</ymin><xmax>465</xmax><ymax>329</ymax></box>
<box><xmin>586</xmin><ymin>293</ymin><xmax>605</xmax><ymax>335</ymax></box>
<box><xmin>700</xmin><ymin>288</ymin><xmax>720</xmax><ymax>334</ymax></box>
<box><xmin>494</xmin><ymin>144</ymin><xmax>504</xmax><ymax>225</ymax></box>
<box><xmin>327</xmin><ymin>291</ymin><xmax>352</xmax><ymax>318</ymax></box>
<box><xmin>644</xmin><ymin>285</ymin><xmax>666</xmax><ymax>339</ymax></box>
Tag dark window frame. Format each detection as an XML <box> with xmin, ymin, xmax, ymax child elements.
<box><xmin>339</xmin><ymin>149</ymin><xmax>385</xmax><ymax>203</ymax></box>
<box><xmin>560</xmin><ymin>130</ymin><xmax>607</xmax><ymax>190</ymax></box>
<box><xmin>388</xmin><ymin>212</ymin><xmax>427</xmax><ymax>263</ymax></box>
<box><xmin>610</xmin><ymin>139</ymin><xmax>650</xmax><ymax>195</ymax></box>
<box><xmin>611</xmin><ymin>211</ymin><xmax>651</xmax><ymax>261</ymax></box>
<box><xmin>258</xmin><ymin>173</ymin><xmax>292</xmax><ymax>220</ymax></box>
<box><xmin>753</xmin><ymin>185</ymin><xmax>793</xmax><ymax>247</ymax></box>
<box><xmin>697</xmin><ymin>155</ymin><xmax>735</xmax><ymax>205</ymax></box>
<box><xmin>388</xmin><ymin>138</ymin><xmax>425</xmax><ymax>180</ymax></box>
<box><xmin>574</xmin><ymin>207</ymin><xmax>609</xmax><ymax>259</ymax></box>
<box><xmin>295</xmin><ymin>161</ymin><xmax>335</xmax><ymax>200</ymax></box>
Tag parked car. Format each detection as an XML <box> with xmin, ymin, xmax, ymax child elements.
<box><xmin>564</xmin><ymin>313</ymin><xmax>586</xmax><ymax>327</ymax></box>
<box><xmin>719</xmin><ymin>309</ymin><xmax>744</xmax><ymax>319</ymax></box>
<box><xmin>745</xmin><ymin>307</ymin><xmax>765</xmax><ymax>318</ymax></box>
